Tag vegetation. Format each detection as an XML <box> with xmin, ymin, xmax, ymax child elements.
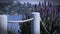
<box><xmin>0</xmin><ymin>1</ymin><xmax>60</xmax><ymax>34</ymax></box>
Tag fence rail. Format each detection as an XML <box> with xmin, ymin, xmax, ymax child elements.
<box><xmin>8</xmin><ymin>18</ymin><xmax>34</xmax><ymax>23</ymax></box>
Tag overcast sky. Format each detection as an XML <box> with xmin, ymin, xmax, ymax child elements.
<box><xmin>0</xmin><ymin>0</ymin><xmax>60</xmax><ymax>5</ymax></box>
<box><xmin>15</xmin><ymin>0</ymin><xmax>44</xmax><ymax>4</ymax></box>
<box><xmin>16</xmin><ymin>0</ymin><xmax>60</xmax><ymax>5</ymax></box>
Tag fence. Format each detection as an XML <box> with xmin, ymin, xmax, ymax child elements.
<box><xmin>0</xmin><ymin>12</ymin><xmax>41</xmax><ymax>34</ymax></box>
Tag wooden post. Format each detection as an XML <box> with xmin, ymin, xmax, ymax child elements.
<box><xmin>31</xmin><ymin>12</ymin><xmax>41</xmax><ymax>34</ymax></box>
<box><xmin>0</xmin><ymin>15</ymin><xmax>7</xmax><ymax>34</ymax></box>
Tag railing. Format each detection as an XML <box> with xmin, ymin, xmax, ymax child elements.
<box><xmin>0</xmin><ymin>12</ymin><xmax>41</xmax><ymax>34</ymax></box>
<box><xmin>8</xmin><ymin>18</ymin><xmax>34</xmax><ymax>23</ymax></box>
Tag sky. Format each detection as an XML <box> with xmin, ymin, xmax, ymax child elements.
<box><xmin>15</xmin><ymin>0</ymin><xmax>44</xmax><ymax>4</ymax></box>
<box><xmin>0</xmin><ymin>0</ymin><xmax>43</xmax><ymax>4</ymax></box>
<box><xmin>0</xmin><ymin>0</ymin><xmax>60</xmax><ymax>5</ymax></box>
<box><xmin>14</xmin><ymin>0</ymin><xmax>60</xmax><ymax>5</ymax></box>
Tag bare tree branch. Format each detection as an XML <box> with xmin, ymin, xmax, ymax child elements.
<box><xmin>41</xmin><ymin>20</ymin><xmax>50</xmax><ymax>34</ymax></box>
<box><xmin>52</xmin><ymin>30</ymin><xmax>56</xmax><ymax>34</ymax></box>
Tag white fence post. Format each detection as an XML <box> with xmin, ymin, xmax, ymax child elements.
<box><xmin>31</xmin><ymin>12</ymin><xmax>41</xmax><ymax>34</ymax></box>
<box><xmin>0</xmin><ymin>15</ymin><xmax>7</xmax><ymax>34</ymax></box>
